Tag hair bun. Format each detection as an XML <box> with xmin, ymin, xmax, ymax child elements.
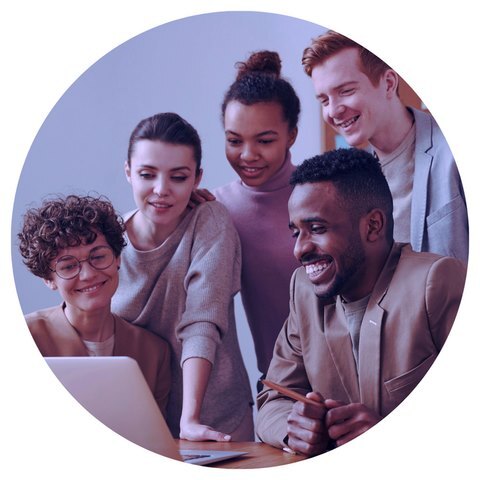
<box><xmin>235</xmin><ymin>50</ymin><xmax>281</xmax><ymax>80</ymax></box>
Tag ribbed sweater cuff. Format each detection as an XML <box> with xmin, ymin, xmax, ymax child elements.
<box><xmin>181</xmin><ymin>335</ymin><xmax>218</xmax><ymax>366</ymax></box>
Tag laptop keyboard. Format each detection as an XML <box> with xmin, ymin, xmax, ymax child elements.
<box><xmin>182</xmin><ymin>453</ymin><xmax>211</xmax><ymax>461</ymax></box>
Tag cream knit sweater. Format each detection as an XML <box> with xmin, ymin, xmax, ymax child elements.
<box><xmin>112</xmin><ymin>201</ymin><xmax>253</xmax><ymax>437</ymax></box>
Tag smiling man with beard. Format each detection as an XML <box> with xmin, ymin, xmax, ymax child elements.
<box><xmin>256</xmin><ymin>148</ymin><xmax>466</xmax><ymax>457</ymax></box>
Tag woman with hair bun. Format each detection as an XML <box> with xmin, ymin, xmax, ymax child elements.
<box><xmin>214</xmin><ymin>51</ymin><xmax>301</xmax><ymax>389</ymax></box>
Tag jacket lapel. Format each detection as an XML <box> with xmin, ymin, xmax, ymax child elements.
<box><xmin>410</xmin><ymin>108</ymin><xmax>433</xmax><ymax>252</ymax></box>
<box><xmin>357</xmin><ymin>302</ymin><xmax>385</xmax><ymax>411</ymax></box>
<box><xmin>357</xmin><ymin>244</ymin><xmax>403</xmax><ymax>412</ymax></box>
<box><xmin>49</xmin><ymin>304</ymin><xmax>89</xmax><ymax>356</ymax></box>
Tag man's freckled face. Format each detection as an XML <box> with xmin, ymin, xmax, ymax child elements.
<box><xmin>311</xmin><ymin>48</ymin><xmax>387</xmax><ymax>148</ymax></box>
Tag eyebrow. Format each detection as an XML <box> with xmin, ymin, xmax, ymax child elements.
<box><xmin>289</xmin><ymin>217</ymin><xmax>327</xmax><ymax>229</ymax></box>
<box><xmin>137</xmin><ymin>164</ymin><xmax>192</xmax><ymax>172</ymax></box>
<box><xmin>225</xmin><ymin>129</ymin><xmax>279</xmax><ymax>137</ymax></box>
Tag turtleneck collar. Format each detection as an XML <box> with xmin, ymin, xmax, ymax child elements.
<box><xmin>240</xmin><ymin>151</ymin><xmax>296</xmax><ymax>193</ymax></box>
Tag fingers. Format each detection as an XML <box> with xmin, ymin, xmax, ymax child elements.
<box><xmin>286</xmin><ymin>395</ymin><xmax>329</xmax><ymax>456</ymax></box>
<box><xmin>180</xmin><ymin>422</ymin><xmax>232</xmax><ymax>442</ymax></box>
<box><xmin>204</xmin><ymin>429</ymin><xmax>232</xmax><ymax>442</ymax></box>
<box><xmin>325</xmin><ymin>403</ymin><xmax>381</xmax><ymax>446</ymax></box>
<box><xmin>306</xmin><ymin>391</ymin><xmax>325</xmax><ymax>403</ymax></box>
<box><xmin>189</xmin><ymin>188</ymin><xmax>216</xmax><ymax>206</ymax></box>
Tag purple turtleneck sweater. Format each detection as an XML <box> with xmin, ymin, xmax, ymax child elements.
<box><xmin>214</xmin><ymin>156</ymin><xmax>299</xmax><ymax>376</ymax></box>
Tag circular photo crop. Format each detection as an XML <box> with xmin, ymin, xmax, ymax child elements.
<box><xmin>11</xmin><ymin>10</ymin><xmax>468</xmax><ymax>472</ymax></box>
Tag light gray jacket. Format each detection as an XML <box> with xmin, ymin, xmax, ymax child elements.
<box><xmin>409</xmin><ymin>108</ymin><xmax>468</xmax><ymax>262</ymax></box>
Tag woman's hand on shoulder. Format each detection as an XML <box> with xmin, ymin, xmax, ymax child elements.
<box><xmin>188</xmin><ymin>188</ymin><xmax>216</xmax><ymax>208</ymax></box>
<box><xmin>180</xmin><ymin>420</ymin><xmax>231</xmax><ymax>442</ymax></box>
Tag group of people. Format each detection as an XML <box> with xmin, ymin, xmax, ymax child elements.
<box><xmin>18</xmin><ymin>30</ymin><xmax>468</xmax><ymax>458</ymax></box>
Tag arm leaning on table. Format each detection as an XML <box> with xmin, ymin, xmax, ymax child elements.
<box><xmin>175</xmin><ymin>202</ymin><xmax>250</xmax><ymax>441</ymax></box>
<box><xmin>256</xmin><ymin>269</ymin><xmax>330</xmax><ymax>456</ymax></box>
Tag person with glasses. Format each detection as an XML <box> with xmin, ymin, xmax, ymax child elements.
<box><xmin>18</xmin><ymin>194</ymin><xmax>171</xmax><ymax>415</ymax></box>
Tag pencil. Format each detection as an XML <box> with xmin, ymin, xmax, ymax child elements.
<box><xmin>261</xmin><ymin>379</ymin><xmax>323</xmax><ymax>407</ymax></box>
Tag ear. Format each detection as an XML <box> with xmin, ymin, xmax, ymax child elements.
<box><xmin>125</xmin><ymin>160</ymin><xmax>132</xmax><ymax>184</ymax></box>
<box><xmin>383</xmin><ymin>69</ymin><xmax>399</xmax><ymax>99</ymax></box>
<box><xmin>287</xmin><ymin>127</ymin><xmax>298</xmax><ymax>149</ymax></box>
<box><xmin>364</xmin><ymin>209</ymin><xmax>387</xmax><ymax>242</ymax></box>
<box><xmin>43</xmin><ymin>278</ymin><xmax>58</xmax><ymax>291</ymax></box>
<box><xmin>193</xmin><ymin>168</ymin><xmax>203</xmax><ymax>189</ymax></box>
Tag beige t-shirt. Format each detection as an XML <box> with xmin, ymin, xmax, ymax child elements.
<box><xmin>82</xmin><ymin>334</ymin><xmax>115</xmax><ymax>356</ymax></box>
<box><xmin>377</xmin><ymin>123</ymin><xmax>416</xmax><ymax>244</ymax></box>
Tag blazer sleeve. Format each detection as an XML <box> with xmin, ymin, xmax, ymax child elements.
<box><xmin>256</xmin><ymin>270</ymin><xmax>311</xmax><ymax>448</ymax></box>
<box><xmin>425</xmin><ymin>255</ymin><xmax>466</xmax><ymax>350</ymax></box>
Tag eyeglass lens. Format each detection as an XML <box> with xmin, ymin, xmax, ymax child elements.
<box><xmin>54</xmin><ymin>246</ymin><xmax>114</xmax><ymax>279</ymax></box>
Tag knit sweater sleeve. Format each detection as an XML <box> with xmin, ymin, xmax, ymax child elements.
<box><xmin>176</xmin><ymin>201</ymin><xmax>242</xmax><ymax>366</ymax></box>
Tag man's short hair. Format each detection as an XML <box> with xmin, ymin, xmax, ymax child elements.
<box><xmin>302</xmin><ymin>30</ymin><xmax>393</xmax><ymax>88</ymax></box>
<box><xmin>291</xmin><ymin>148</ymin><xmax>394</xmax><ymax>240</ymax></box>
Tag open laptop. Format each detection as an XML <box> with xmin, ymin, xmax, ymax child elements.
<box><xmin>45</xmin><ymin>356</ymin><xmax>247</xmax><ymax>466</ymax></box>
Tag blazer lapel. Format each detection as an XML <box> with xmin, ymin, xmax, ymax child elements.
<box><xmin>49</xmin><ymin>305</ymin><xmax>89</xmax><ymax>356</ymax></box>
<box><xmin>357</xmin><ymin>302</ymin><xmax>385</xmax><ymax>412</ymax></box>
<box><xmin>324</xmin><ymin>300</ymin><xmax>360</xmax><ymax>402</ymax></box>
<box><xmin>410</xmin><ymin>108</ymin><xmax>433</xmax><ymax>252</ymax></box>
<box><xmin>357</xmin><ymin>243</ymin><xmax>403</xmax><ymax>412</ymax></box>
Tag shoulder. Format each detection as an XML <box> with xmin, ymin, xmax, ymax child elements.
<box><xmin>412</xmin><ymin>108</ymin><xmax>452</xmax><ymax>157</ymax></box>
<box><xmin>396</xmin><ymin>244</ymin><xmax>466</xmax><ymax>287</ymax></box>
<box><xmin>25</xmin><ymin>305</ymin><xmax>60</xmax><ymax>329</ymax></box>
<box><xmin>189</xmin><ymin>200</ymin><xmax>236</xmax><ymax>233</ymax></box>
<box><xmin>213</xmin><ymin>180</ymin><xmax>241</xmax><ymax>200</ymax></box>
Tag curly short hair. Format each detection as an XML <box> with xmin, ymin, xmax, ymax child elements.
<box><xmin>291</xmin><ymin>148</ymin><xmax>394</xmax><ymax>240</ymax></box>
<box><xmin>18</xmin><ymin>194</ymin><xmax>126</xmax><ymax>279</ymax></box>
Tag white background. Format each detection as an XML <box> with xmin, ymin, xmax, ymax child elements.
<box><xmin>2</xmin><ymin>1</ymin><xmax>479</xmax><ymax>479</ymax></box>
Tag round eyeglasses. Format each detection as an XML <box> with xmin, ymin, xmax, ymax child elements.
<box><xmin>50</xmin><ymin>245</ymin><xmax>116</xmax><ymax>280</ymax></box>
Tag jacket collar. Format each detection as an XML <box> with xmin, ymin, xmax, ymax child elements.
<box><xmin>323</xmin><ymin>243</ymin><xmax>405</xmax><ymax>409</ymax></box>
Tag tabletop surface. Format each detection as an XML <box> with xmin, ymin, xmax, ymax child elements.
<box><xmin>177</xmin><ymin>440</ymin><xmax>308</xmax><ymax>469</ymax></box>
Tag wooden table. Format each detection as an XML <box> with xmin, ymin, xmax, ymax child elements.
<box><xmin>177</xmin><ymin>440</ymin><xmax>307</xmax><ymax>469</ymax></box>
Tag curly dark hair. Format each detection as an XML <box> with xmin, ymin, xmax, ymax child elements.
<box><xmin>291</xmin><ymin>148</ymin><xmax>394</xmax><ymax>240</ymax></box>
<box><xmin>221</xmin><ymin>50</ymin><xmax>300</xmax><ymax>131</ymax></box>
<box><xmin>18</xmin><ymin>194</ymin><xmax>126</xmax><ymax>279</ymax></box>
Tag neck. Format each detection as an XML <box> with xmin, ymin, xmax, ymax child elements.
<box><xmin>63</xmin><ymin>304</ymin><xmax>114</xmax><ymax>342</ymax></box>
<box><xmin>341</xmin><ymin>241</ymin><xmax>392</xmax><ymax>303</ymax></box>
<box><xmin>370</xmin><ymin>105</ymin><xmax>414</xmax><ymax>159</ymax></box>
<box><xmin>128</xmin><ymin>208</ymin><xmax>188</xmax><ymax>251</ymax></box>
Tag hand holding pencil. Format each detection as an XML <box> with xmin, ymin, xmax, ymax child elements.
<box><xmin>262</xmin><ymin>379</ymin><xmax>330</xmax><ymax>457</ymax></box>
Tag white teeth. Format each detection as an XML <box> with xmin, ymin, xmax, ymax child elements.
<box><xmin>305</xmin><ymin>261</ymin><xmax>329</xmax><ymax>275</ymax></box>
<box><xmin>337</xmin><ymin>116</ymin><xmax>358</xmax><ymax>128</ymax></box>
<box><xmin>79</xmin><ymin>284</ymin><xmax>101</xmax><ymax>293</ymax></box>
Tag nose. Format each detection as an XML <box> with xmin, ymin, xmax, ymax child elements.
<box><xmin>293</xmin><ymin>232</ymin><xmax>315</xmax><ymax>262</ymax></box>
<box><xmin>77</xmin><ymin>259</ymin><xmax>97</xmax><ymax>280</ymax></box>
<box><xmin>326</xmin><ymin>97</ymin><xmax>346</xmax><ymax>119</ymax></box>
<box><xmin>240</xmin><ymin>143</ymin><xmax>259</xmax><ymax>163</ymax></box>
<box><xmin>153</xmin><ymin>175</ymin><xmax>170</xmax><ymax>197</ymax></box>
